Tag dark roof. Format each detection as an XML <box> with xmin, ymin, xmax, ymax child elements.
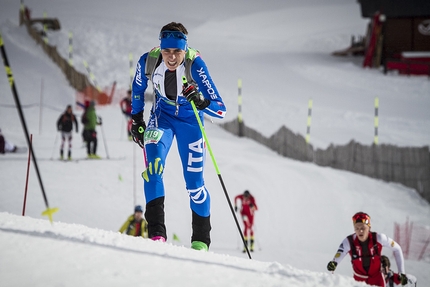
<box><xmin>357</xmin><ymin>0</ymin><xmax>430</xmax><ymax>18</ymax></box>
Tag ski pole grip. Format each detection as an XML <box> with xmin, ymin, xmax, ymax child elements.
<box><xmin>182</xmin><ymin>76</ymin><xmax>188</xmax><ymax>86</ymax></box>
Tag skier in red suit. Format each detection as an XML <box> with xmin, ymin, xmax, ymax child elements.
<box><xmin>234</xmin><ymin>190</ymin><xmax>258</xmax><ymax>252</ymax></box>
<box><xmin>327</xmin><ymin>212</ymin><xmax>408</xmax><ymax>287</ymax></box>
<box><xmin>120</xmin><ymin>89</ymin><xmax>133</xmax><ymax>140</ymax></box>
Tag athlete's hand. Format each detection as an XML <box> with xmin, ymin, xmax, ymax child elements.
<box><xmin>131</xmin><ymin>112</ymin><xmax>146</xmax><ymax>149</ymax></box>
<box><xmin>399</xmin><ymin>274</ymin><xmax>408</xmax><ymax>285</ymax></box>
<box><xmin>182</xmin><ymin>85</ymin><xmax>210</xmax><ymax>110</ymax></box>
<box><xmin>327</xmin><ymin>261</ymin><xmax>337</xmax><ymax>272</ymax></box>
<box><xmin>234</xmin><ymin>206</ymin><xmax>238</xmax><ymax>212</ymax></box>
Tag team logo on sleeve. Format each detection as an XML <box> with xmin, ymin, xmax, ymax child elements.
<box><xmin>136</xmin><ymin>62</ymin><xmax>142</xmax><ymax>86</ymax></box>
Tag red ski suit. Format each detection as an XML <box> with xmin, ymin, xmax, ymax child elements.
<box><xmin>234</xmin><ymin>194</ymin><xmax>258</xmax><ymax>237</ymax></box>
<box><xmin>120</xmin><ymin>97</ymin><xmax>133</xmax><ymax>134</ymax></box>
<box><xmin>331</xmin><ymin>232</ymin><xmax>405</xmax><ymax>287</ymax></box>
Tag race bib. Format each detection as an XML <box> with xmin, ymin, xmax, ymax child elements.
<box><xmin>144</xmin><ymin>128</ymin><xmax>163</xmax><ymax>145</ymax></box>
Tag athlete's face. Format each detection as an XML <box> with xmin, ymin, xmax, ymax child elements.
<box><xmin>354</xmin><ymin>222</ymin><xmax>370</xmax><ymax>242</ymax></box>
<box><xmin>161</xmin><ymin>48</ymin><xmax>186</xmax><ymax>70</ymax></box>
<box><xmin>134</xmin><ymin>211</ymin><xmax>143</xmax><ymax>221</ymax></box>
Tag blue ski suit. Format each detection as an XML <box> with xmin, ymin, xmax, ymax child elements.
<box><xmin>131</xmin><ymin>47</ymin><xmax>226</xmax><ymax>246</ymax></box>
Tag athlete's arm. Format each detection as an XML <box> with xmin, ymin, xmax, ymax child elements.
<box><xmin>131</xmin><ymin>53</ymin><xmax>149</xmax><ymax>115</ymax></box>
<box><xmin>191</xmin><ymin>56</ymin><xmax>226</xmax><ymax>119</ymax></box>
<box><xmin>377</xmin><ymin>233</ymin><xmax>405</xmax><ymax>274</ymax></box>
<box><xmin>331</xmin><ymin>236</ymin><xmax>351</xmax><ymax>264</ymax></box>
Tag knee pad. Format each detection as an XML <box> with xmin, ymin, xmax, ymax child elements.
<box><xmin>142</xmin><ymin>157</ymin><xmax>164</xmax><ymax>182</ymax></box>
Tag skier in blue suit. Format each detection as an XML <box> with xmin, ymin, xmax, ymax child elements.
<box><xmin>130</xmin><ymin>22</ymin><xmax>226</xmax><ymax>251</ymax></box>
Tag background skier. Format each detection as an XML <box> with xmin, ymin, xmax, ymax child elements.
<box><xmin>381</xmin><ymin>255</ymin><xmax>417</xmax><ymax>286</ymax></box>
<box><xmin>56</xmin><ymin>104</ymin><xmax>78</xmax><ymax>160</ymax></box>
<box><xmin>130</xmin><ymin>22</ymin><xmax>226</xmax><ymax>251</ymax></box>
<box><xmin>234</xmin><ymin>190</ymin><xmax>258</xmax><ymax>252</ymax></box>
<box><xmin>120</xmin><ymin>89</ymin><xmax>133</xmax><ymax>140</ymax></box>
<box><xmin>0</xmin><ymin>128</ymin><xmax>18</xmax><ymax>154</ymax></box>
<box><xmin>327</xmin><ymin>212</ymin><xmax>408</xmax><ymax>287</ymax></box>
<box><xmin>119</xmin><ymin>205</ymin><xmax>148</xmax><ymax>238</ymax></box>
<box><xmin>81</xmin><ymin>100</ymin><xmax>101</xmax><ymax>159</ymax></box>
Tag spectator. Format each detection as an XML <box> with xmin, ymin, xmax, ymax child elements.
<box><xmin>119</xmin><ymin>205</ymin><xmax>148</xmax><ymax>238</ymax></box>
<box><xmin>81</xmin><ymin>100</ymin><xmax>101</xmax><ymax>159</ymax></box>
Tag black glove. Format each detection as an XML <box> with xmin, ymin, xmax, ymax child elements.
<box><xmin>131</xmin><ymin>112</ymin><xmax>146</xmax><ymax>149</ymax></box>
<box><xmin>386</xmin><ymin>270</ymin><xmax>393</xmax><ymax>278</ymax></box>
<box><xmin>399</xmin><ymin>273</ymin><xmax>408</xmax><ymax>285</ymax></box>
<box><xmin>327</xmin><ymin>261</ymin><xmax>337</xmax><ymax>272</ymax></box>
<box><xmin>234</xmin><ymin>206</ymin><xmax>238</xmax><ymax>212</ymax></box>
<box><xmin>182</xmin><ymin>84</ymin><xmax>210</xmax><ymax>110</ymax></box>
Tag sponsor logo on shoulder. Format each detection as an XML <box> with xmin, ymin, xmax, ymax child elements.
<box><xmin>197</xmin><ymin>67</ymin><xmax>217</xmax><ymax>100</ymax></box>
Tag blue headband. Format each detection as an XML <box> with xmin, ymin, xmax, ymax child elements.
<box><xmin>159</xmin><ymin>30</ymin><xmax>188</xmax><ymax>51</ymax></box>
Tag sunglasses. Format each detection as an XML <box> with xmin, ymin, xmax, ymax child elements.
<box><xmin>159</xmin><ymin>30</ymin><xmax>187</xmax><ymax>41</ymax></box>
<box><xmin>352</xmin><ymin>213</ymin><xmax>370</xmax><ymax>225</ymax></box>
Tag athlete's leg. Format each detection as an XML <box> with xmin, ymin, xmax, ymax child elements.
<box><xmin>60</xmin><ymin>132</ymin><xmax>66</xmax><ymax>158</ymax></box>
<box><xmin>143</xmin><ymin>114</ymin><xmax>173</xmax><ymax>240</ymax></box>
<box><xmin>248</xmin><ymin>214</ymin><xmax>255</xmax><ymax>251</ymax></box>
<box><xmin>241</xmin><ymin>214</ymin><xmax>250</xmax><ymax>251</ymax></box>
<box><xmin>67</xmin><ymin>132</ymin><xmax>72</xmax><ymax>158</ymax></box>
<box><xmin>175</xmin><ymin>115</ymin><xmax>211</xmax><ymax>247</ymax></box>
<box><xmin>92</xmin><ymin>132</ymin><xmax>97</xmax><ymax>155</ymax></box>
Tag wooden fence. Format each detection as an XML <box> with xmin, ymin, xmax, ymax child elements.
<box><xmin>221</xmin><ymin>119</ymin><xmax>430</xmax><ymax>203</ymax></box>
<box><xmin>19</xmin><ymin>8</ymin><xmax>110</xmax><ymax>104</ymax></box>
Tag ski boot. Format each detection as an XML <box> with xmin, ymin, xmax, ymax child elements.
<box><xmin>242</xmin><ymin>236</ymin><xmax>249</xmax><ymax>253</ymax></box>
<box><xmin>151</xmin><ymin>236</ymin><xmax>166</xmax><ymax>242</ymax></box>
<box><xmin>191</xmin><ymin>241</ymin><xmax>208</xmax><ymax>251</ymax></box>
<box><xmin>250</xmin><ymin>236</ymin><xmax>255</xmax><ymax>252</ymax></box>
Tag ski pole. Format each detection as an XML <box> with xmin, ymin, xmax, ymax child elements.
<box><xmin>253</xmin><ymin>223</ymin><xmax>263</xmax><ymax>251</ymax></box>
<box><xmin>182</xmin><ymin>76</ymin><xmax>252</xmax><ymax>259</ymax></box>
<box><xmin>1</xmin><ymin>32</ymin><xmax>58</xmax><ymax>223</ymax></box>
<box><xmin>22</xmin><ymin>134</ymin><xmax>32</xmax><ymax>216</ymax></box>
<box><xmin>98</xmin><ymin>116</ymin><xmax>110</xmax><ymax>159</ymax></box>
<box><xmin>119</xmin><ymin>114</ymin><xmax>125</xmax><ymax>139</ymax></box>
<box><xmin>50</xmin><ymin>131</ymin><xmax>60</xmax><ymax>160</ymax></box>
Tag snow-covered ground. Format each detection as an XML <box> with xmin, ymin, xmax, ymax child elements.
<box><xmin>1</xmin><ymin>1</ymin><xmax>429</xmax><ymax>286</ymax></box>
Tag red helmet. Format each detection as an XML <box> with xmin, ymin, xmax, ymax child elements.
<box><xmin>352</xmin><ymin>212</ymin><xmax>371</xmax><ymax>226</ymax></box>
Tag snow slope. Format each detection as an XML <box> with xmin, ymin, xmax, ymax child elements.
<box><xmin>1</xmin><ymin>1</ymin><xmax>429</xmax><ymax>286</ymax></box>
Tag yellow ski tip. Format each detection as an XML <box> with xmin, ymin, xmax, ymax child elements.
<box><xmin>41</xmin><ymin>207</ymin><xmax>59</xmax><ymax>223</ymax></box>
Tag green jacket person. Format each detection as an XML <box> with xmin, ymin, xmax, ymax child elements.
<box><xmin>119</xmin><ymin>205</ymin><xmax>148</xmax><ymax>237</ymax></box>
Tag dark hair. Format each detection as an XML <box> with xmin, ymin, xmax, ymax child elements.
<box><xmin>160</xmin><ymin>22</ymin><xmax>188</xmax><ymax>35</ymax></box>
<box><xmin>381</xmin><ymin>255</ymin><xmax>390</xmax><ymax>268</ymax></box>
<box><xmin>134</xmin><ymin>205</ymin><xmax>143</xmax><ymax>213</ymax></box>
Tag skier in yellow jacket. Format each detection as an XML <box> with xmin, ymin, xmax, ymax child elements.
<box><xmin>119</xmin><ymin>205</ymin><xmax>148</xmax><ymax>237</ymax></box>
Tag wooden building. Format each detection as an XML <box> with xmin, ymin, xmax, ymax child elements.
<box><xmin>358</xmin><ymin>0</ymin><xmax>430</xmax><ymax>75</ymax></box>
